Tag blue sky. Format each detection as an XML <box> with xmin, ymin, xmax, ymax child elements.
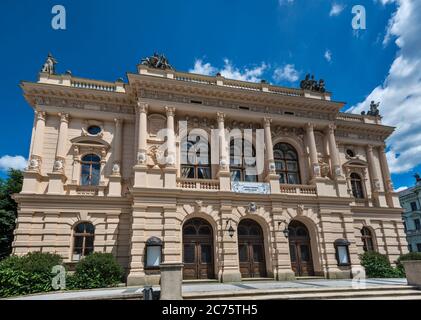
<box><xmin>0</xmin><ymin>0</ymin><xmax>420</xmax><ymax>190</ymax></box>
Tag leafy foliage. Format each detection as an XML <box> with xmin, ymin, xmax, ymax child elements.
<box><xmin>0</xmin><ymin>252</ymin><xmax>64</xmax><ymax>298</ymax></box>
<box><xmin>0</xmin><ymin>169</ymin><xmax>23</xmax><ymax>260</ymax></box>
<box><xmin>359</xmin><ymin>251</ymin><xmax>402</xmax><ymax>278</ymax></box>
<box><xmin>67</xmin><ymin>252</ymin><xmax>124</xmax><ymax>290</ymax></box>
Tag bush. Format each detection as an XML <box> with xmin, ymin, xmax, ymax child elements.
<box><xmin>67</xmin><ymin>252</ymin><xmax>123</xmax><ymax>290</ymax></box>
<box><xmin>395</xmin><ymin>252</ymin><xmax>421</xmax><ymax>277</ymax></box>
<box><xmin>359</xmin><ymin>251</ymin><xmax>401</xmax><ymax>278</ymax></box>
<box><xmin>0</xmin><ymin>252</ymin><xmax>64</xmax><ymax>298</ymax></box>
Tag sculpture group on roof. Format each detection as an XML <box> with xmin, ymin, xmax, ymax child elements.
<box><xmin>41</xmin><ymin>53</ymin><xmax>57</xmax><ymax>75</ymax></box>
<box><xmin>141</xmin><ymin>52</ymin><xmax>174</xmax><ymax>70</ymax></box>
<box><xmin>361</xmin><ymin>101</ymin><xmax>380</xmax><ymax>117</ymax></box>
<box><xmin>300</xmin><ymin>74</ymin><xmax>326</xmax><ymax>93</ymax></box>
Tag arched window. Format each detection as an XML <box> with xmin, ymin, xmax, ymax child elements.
<box><xmin>361</xmin><ymin>227</ymin><xmax>375</xmax><ymax>252</ymax></box>
<box><xmin>81</xmin><ymin>154</ymin><xmax>101</xmax><ymax>186</ymax></box>
<box><xmin>230</xmin><ymin>139</ymin><xmax>257</xmax><ymax>182</ymax></box>
<box><xmin>350</xmin><ymin>173</ymin><xmax>364</xmax><ymax>199</ymax></box>
<box><xmin>180</xmin><ymin>139</ymin><xmax>211</xmax><ymax>179</ymax></box>
<box><xmin>73</xmin><ymin>222</ymin><xmax>95</xmax><ymax>261</ymax></box>
<box><xmin>273</xmin><ymin>143</ymin><xmax>300</xmax><ymax>184</ymax></box>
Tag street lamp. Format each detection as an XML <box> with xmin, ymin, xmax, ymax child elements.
<box><xmin>226</xmin><ymin>219</ymin><xmax>235</xmax><ymax>238</ymax></box>
<box><xmin>278</xmin><ymin>220</ymin><xmax>289</xmax><ymax>238</ymax></box>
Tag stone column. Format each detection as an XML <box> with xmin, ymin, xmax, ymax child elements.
<box><xmin>366</xmin><ymin>145</ymin><xmax>380</xmax><ymax>205</ymax></box>
<box><xmin>109</xmin><ymin>118</ymin><xmax>123</xmax><ymax>197</ymax></box>
<box><xmin>136</xmin><ymin>102</ymin><xmax>148</xmax><ymax>165</ymax></box>
<box><xmin>21</xmin><ymin>110</ymin><xmax>46</xmax><ymax>194</ymax></box>
<box><xmin>165</xmin><ymin>106</ymin><xmax>176</xmax><ymax>167</ymax></box>
<box><xmin>217</xmin><ymin>112</ymin><xmax>231</xmax><ymax>191</ymax></box>
<box><xmin>48</xmin><ymin>113</ymin><xmax>69</xmax><ymax>195</ymax></box>
<box><xmin>29</xmin><ymin>110</ymin><xmax>47</xmax><ymax>171</ymax></box>
<box><xmin>379</xmin><ymin>145</ymin><xmax>394</xmax><ymax>207</ymax></box>
<box><xmin>326</xmin><ymin>124</ymin><xmax>342</xmax><ymax>178</ymax></box>
<box><xmin>306</xmin><ymin>123</ymin><xmax>320</xmax><ymax>179</ymax></box>
<box><xmin>134</xmin><ymin>102</ymin><xmax>148</xmax><ymax>188</ymax></box>
<box><xmin>264</xmin><ymin>118</ymin><xmax>275</xmax><ymax>174</ymax></box>
<box><xmin>53</xmin><ymin>113</ymin><xmax>69</xmax><ymax>172</ymax></box>
<box><xmin>264</xmin><ymin>117</ymin><xmax>280</xmax><ymax>193</ymax></box>
<box><xmin>164</xmin><ymin>106</ymin><xmax>177</xmax><ymax>188</ymax></box>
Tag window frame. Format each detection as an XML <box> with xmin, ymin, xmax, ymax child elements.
<box><xmin>72</xmin><ymin>222</ymin><xmax>95</xmax><ymax>261</ymax></box>
<box><xmin>350</xmin><ymin>172</ymin><xmax>365</xmax><ymax>199</ymax></box>
<box><xmin>80</xmin><ymin>154</ymin><xmax>101</xmax><ymax>186</ymax></box>
<box><xmin>180</xmin><ymin>140</ymin><xmax>212</xmax><ymax>180</ymax></box>
<box><xmin>273</xmin><ymin>142</ymin><xmax>301</xmax><ymax>185</ymax></box>
<box><xmin>229</xmin><ymin>139</ymin><xmax>258</xmax><ymax>182</ymax></box>
<box><xmin>361</xmin><ymin>227</ymin><xmax>375</xmax><ymax>252</ymax></box>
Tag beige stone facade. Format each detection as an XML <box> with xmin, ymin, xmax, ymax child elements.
<box><xmin>13</xmin><ymin>59</ymin><xmax>407</xmax><ymax>285</ymax></box>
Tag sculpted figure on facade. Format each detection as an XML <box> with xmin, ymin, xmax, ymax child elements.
<box><xmin>41</xmin><ymin>53</ymin><xmax>57</xmax><ymax>75</ymax></box>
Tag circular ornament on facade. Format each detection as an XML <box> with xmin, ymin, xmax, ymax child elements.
<box><xmin>87</xmin><ymin>125</ymin><xmax>102</xmax><ymax>135</ymax></box>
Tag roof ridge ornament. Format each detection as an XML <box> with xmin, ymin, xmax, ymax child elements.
<box><xmin>41</xmin><ymin>52</ymin><xmax>58</xmax><ymax>75</ymax></box>
<box><xmin>140</xmin><ymin>52</ymin><xmax>174</xmax><ymax>70</ymax></box>
<box><xmin>300</xmin><ymin>73</ymin><xmax>326</xmax><ymax>93</ymax></box>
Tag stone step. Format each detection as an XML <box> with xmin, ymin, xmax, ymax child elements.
<box><xmin>183</xmin><ymin>285</ymin><xmax>419</xmax><ymax>300</ymax></box>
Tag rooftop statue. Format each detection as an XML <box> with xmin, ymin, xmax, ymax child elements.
<box><xmin>41</xmin><ymin>53</ymin><xmax>57</xmax><ymax>75</ymax></box>
<box><xmin>141</xmin><ymin>52</ymin><xmax>174</xmax><ymax>70</ymax></box>
<box><xmin>300</xmin><ymin>74</ymin><xmax>326</xmax><ymax>93</ymax></box>
<box><xmin>361</xmin><ymin>101</ymin><xmax>380</xmax><ymax>116</ymax></box>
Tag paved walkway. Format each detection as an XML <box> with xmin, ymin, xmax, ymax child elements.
<box><xmin>6</xmin><ymin>278</ymin><xmax>408</xmax><ymax>300</ymax></box>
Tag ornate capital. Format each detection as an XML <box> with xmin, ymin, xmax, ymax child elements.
<box><xmin>305</xmin><ymin>122</ymin><xmax>314</xmax><ymax>131</ymax></box>
<box><xmin>216</xmin><ymin>112</ymin><xmax>225</xmax><ymax>123</ymax></box>
<box><xmin>327</xmin><ymin>123</ymin><xmax>336</xmax><ymax>133</ymax></box>
<box><xmin>367</xmin><ymin>144</ymin><xmax>373</xmax><ymax>152</ymax></box>
<box><xmin>263</xmin><ymin>117</ymin><xmax>272</xmax><ymax>128</ymax></box>
<box><xmin>114</xmin><ymin>118</ymin><xmax>123</xmax><ymax>127</ymax></box>
<box><xmin>58</xmin><ymin>112</ymin><xmax>69</xmax><ymax>123</ymax></box>
<box><xmin>136</xmin><ymin>101</ymin><xmax>148</xmax><ymax>114</ymax></box>
<box><xmin>35</xmin><ymin>110</ymin><xmax>46</xmax><ymax>122</ymax></box>
<box><xmin>165</xmin><ymin>106</ymin><xmax>176</xmax><ymax>117</ymax></box>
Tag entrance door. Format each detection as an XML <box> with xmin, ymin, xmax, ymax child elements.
<box><xmin>238</xmin><ymin>219</ymin><xmax>267</xmax><ymax>278</ymax></box>
<box><xmin>183</xmin><ymin>218</ymin><xmax>214</xmax><ymax>280</ymax></box>
<box><xmin>288</xmin><ymin>220</ymin><xmax>315</xmax><ymax>276</ymax></box>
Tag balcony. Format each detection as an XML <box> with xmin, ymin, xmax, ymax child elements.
<box><xmin>176</xmin><ymin>178</ymin><xmax>220</xmax><ymax>191</ymax></box>
<box><xmin>279</xmin><ymin>184</ymin><xmax>317</xmax><ymax>196</ymax></box>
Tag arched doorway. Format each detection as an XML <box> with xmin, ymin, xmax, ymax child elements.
<box><xmin>238</xmin><ymin>219</ymin><xmax>267</xmax><ymax>278</ymax></box>
<box><xmin>288</xmin><ymin>220</ymin><xmax>315</xmax><ymax>276</ymax></box>
<box><xmin>182</xmin><ymin>218</ymin><xmax>214</xmax><ymax>280</ymax></box>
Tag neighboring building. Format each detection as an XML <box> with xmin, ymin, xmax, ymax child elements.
<box><xmin>399</xmin><ymin>174</ymin><xmax>421</xmax><ymax>252</ymax></box>
<box><xmin>13</xmin><ymin>53</ymin><xmax>407</xmax><ymax>285</ymax></box>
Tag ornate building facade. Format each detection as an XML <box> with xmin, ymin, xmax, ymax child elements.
<box><xmin>13</xmin><ymin>54</ymin><xmax>407</xmax><ymax>285</ymax></box>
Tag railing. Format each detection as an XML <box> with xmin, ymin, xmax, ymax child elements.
<box><xmin>279</xmin><ymin>184</ymin><xmax>317</xmax><ymax>195</ymax></box>
<box><xmin>177</xmin><ymin>178</ymin><xmax>220</xmax><ymax>191</ymax></box>
<box><xmin>75</xmin><ymin>186</ymin><xmax>98</xmax><ymax>196</ymax></box>
<box><xmin>336</xmin><ymin>113</ymin><xmax>365</xmax><ymax>123</ymax></box>
<box><xmin>174</xmin><ymin>75</ymin><xmax>216</xmax><ymax>85</ymax></box>
<box><xmin>71</xmin><ymin>80</ymin><xmax>117</xmax><ymax>92</ymax></box>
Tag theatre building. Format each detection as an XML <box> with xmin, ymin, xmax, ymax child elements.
<box><xmin>13</xmin><ymin>54</ymin><xmax>407</xmax><ymax>285</ymax></box>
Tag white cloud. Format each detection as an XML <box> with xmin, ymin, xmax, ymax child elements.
<box><xmin>329</xmin><ymin>3</ymin><xmax>345</xmax><ymax>16</ymax></box>
<box><xmin>394</xmin><ymin>186</ymin><xmax>408</xmax><ymax>192</ymax></box>
<box><xmin>0</xmin><ymin>155</ymin><xmax>27</xmax><ymax>172</ymax></box>
<box><xmin>273</xmin><ymin>64</ymin><xmax>300</xmax><ymax>82</ymax></box>
<box><xmin>189</xmin><ymin>59</ymin><xmax>217</xmax><ymax>76</ymax></box>
<box><xmin>278</xmin><ymin>0</ymin><xmax>294</xmax><ymax>5</ymax></box>
<box><xmin>349</xmin><ymin>0</ymin><xmax>421</xmax><ymax>174</ymax></box>
<box><xmin>324</xmin><ymin>49</ymin><xmax>332</xmax><ymax>62</ymax></box>
<box><xmin>190</xmin><ymin>58</ymin><xmax>267</xmax><ymax>83</ymax></box>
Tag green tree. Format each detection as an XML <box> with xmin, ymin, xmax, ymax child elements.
<box><xmin>0</xmin><ymin>169</ymin><xmax>23</xmax><ymax>260</ymax></box>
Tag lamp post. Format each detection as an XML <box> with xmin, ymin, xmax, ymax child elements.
<box><xmin>278</xmin><ymin>220</ymin><xmax>289</xmax><ymax>238</ymax></box>
<box><xmin>226</xmin><ymin>219</ymin><xmax>235</xmax><ymax>238</ymax></box>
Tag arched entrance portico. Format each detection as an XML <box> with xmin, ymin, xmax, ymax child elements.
<box><xmin>182</xmin><ymin>218</ymin><xmax>214</xmax><ymax>280</ymax></box>
<box><xmin>288</xmin><ymin>220</ymin><xmax>315</xmax><ymax>276</ymax></box>
<box><xmin>238</xmin><ymin>219</ymin><xmax>267</xmax><ymax>278</ymax></box>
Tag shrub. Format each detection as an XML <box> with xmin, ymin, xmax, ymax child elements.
<box><xmin>359</xmin><ymin>251</ymin><xmax>401</xmax><ymax>278</ymax></box>
<box><xmin>0</xmin><ymin>252</ymin><xmax>64</xmax><ymax>298</ymax></box>
<box><xmin>67</xmin><ymin>252</ymin><xmax>123</xmax><ymax>290</ymax></box>
<box><xmin>395</xmin><ymin>252</ymin><xmax>421</xmax><ymax>276</ymax></box>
